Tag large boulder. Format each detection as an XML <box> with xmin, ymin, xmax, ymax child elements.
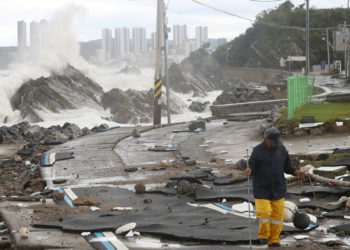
<box><xmin>10</xmin><ymin>65</ymin><xmax>104</xmax><ymax>122</ymax></box>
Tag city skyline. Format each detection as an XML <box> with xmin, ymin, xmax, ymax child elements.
<box><xmin>1</xmin><ymin>0</ymin><xmax>343</xmax><ymax>47</ymax></box>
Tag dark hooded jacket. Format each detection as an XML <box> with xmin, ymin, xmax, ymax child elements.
<box><xmin>248</xmin><ymin>141</ymin><xmax>296</xmax><ymax>200</ymax></box>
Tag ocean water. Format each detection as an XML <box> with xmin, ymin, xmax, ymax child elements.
<box><xmin>0</xmin><ymin>6</ymin><xmax>221</xmax><ymax>129</ymax></box>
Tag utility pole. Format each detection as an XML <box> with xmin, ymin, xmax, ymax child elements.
<box><xmin>153</xmin><ymin>0</ymin><xmax>164</xmax><ymax>125</ymax></box>
<box><xmin>163</xmin><ymin>9</ymin><xmax>171</xmax><ymax>124</ymax></box>
<box><xmin>305</xmin><ymin>0</ymin><xmax>310</xmax><ymax>75</ymax></box>
<box><xmin>326</xmin><ymin>29</ymin><xmax>331</xmax><ymax>74</ymax></box>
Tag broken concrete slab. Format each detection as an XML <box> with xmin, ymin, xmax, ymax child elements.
<box><xmin>331</xmin><ymin>224</ymin><xmax>350</xmax><ymax>236</ymax></box>
<box><xmin>0</xmin><ymin>201</ymin><xmax>93</xmax><ymax>249</ymax></box>
<box><xmin>313</xmin><ymin>166</ymin><xmax>347</xmax><ymax>179</ymax></box>
<box><xmin>323</xmin><ymin>157</ymin><xmax>350</xmax><ymax>167</ymax></box>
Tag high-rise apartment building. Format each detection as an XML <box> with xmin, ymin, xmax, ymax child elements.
<box><xmin>102</xmin><ymin>28</ymin><xmax>113</xmax><ymax>61</ymax></box>
<box><xmin>30</xmin><ymin>21</ymin><xmax>41</xmax><ymax>52</ymax></box>
<box><xmin>114</xmin><ymin>27</ymin><xmax>130</xmax><ymax>59</ymax></box>
<box><xmin>195</xmin><ymin>26</ymin><xmax>208</xmax><ymax>50</ymax></box>
<box><xmin>17</xmin><ymin>20</ymin><xmax>27</xmax><ymax>57</ymax></box>
<box><xmin>29</xmin><ymin>19</ymin><xmax>49</xmax><ymax>55</ymax></box>
<box><xmin>173</xmin><ymin>25</ymin><xmax>187</xmax><ymax>47</ymax></box>
<box><xmin>132</xmin><ymin>27</ymin><xmax>146</xmax><ymax>54</ymax></box>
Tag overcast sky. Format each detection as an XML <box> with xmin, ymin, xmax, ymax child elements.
<box><xmin>0</xmin><ymin>0</ymin><xmax>347</xmax><ymax>46</ymax></box>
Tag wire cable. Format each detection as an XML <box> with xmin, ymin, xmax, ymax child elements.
<box><xmin>191</xmin><ymin>0</ymin><xmax>339</xmax><ymax>31</ymax></box>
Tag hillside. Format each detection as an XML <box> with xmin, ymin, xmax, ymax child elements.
<box><xmin>213</xmin><ymin>1</ymin><xmax>350</xmax><ymax>68</ymax></box>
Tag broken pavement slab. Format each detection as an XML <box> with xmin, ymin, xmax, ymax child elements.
<box><xmin>313</xmin><ymin>166</ymin><xmax>347</xmax><ymax>179</ymax></box>
<box><xmin>0</xmin><ymin>201</ymin><xmax>93</xmax><ymax>249</ymax></box>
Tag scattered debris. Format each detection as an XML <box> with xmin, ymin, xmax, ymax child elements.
<box><xmin>134</xmin><ymin>183</ymin><xmax>146</xmax><ymax>194</ymax></box>
<box><xmin>124</xmin><ymin>167</ymin><xmax>138</xmax><ymax>173</ymax></box>
<box><xmin>72</xmin><ymin>195</ymin><xmax>101</xmax><ymax>206</ymax></box>
<box><xmin>115</xmin><ymin>223</ymin><xmax>136</xmax><ymax>235</ymax></box>
<box><xmin>19</xmin><ymin>227</ymin><xmax>29</xmax><ymax>239</ymax></box>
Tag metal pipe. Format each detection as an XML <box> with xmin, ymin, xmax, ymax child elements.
<box><xmin>246</xmin><ymin>149</ymin><xmax>252</xmax><ymax>250</ymax></box>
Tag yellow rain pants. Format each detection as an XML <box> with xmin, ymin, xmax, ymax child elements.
<box><xmin>255</xmin><ymin>198</ymin><xmax>285</xmax><ymax>245</ymax></box>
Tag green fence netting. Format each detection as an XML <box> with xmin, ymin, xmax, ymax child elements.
<box><xmin>287</xmin><ymin>75</ymin><xmax>315</xmax><ymax>119</ymax></box>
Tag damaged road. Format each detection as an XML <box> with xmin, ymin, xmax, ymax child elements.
<box><xmin>1</xmin><ymin>120</ymin><xmax>350</xmax><ymax>249</ymax></box>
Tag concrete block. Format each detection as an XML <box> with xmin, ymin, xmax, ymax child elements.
<box><xmin>314</xmin><ymin>166</ymin><xmax>347</xmax><ymax>179</ymax></box>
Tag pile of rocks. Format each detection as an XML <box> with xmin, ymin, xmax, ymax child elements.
<box><xmin>213</xmin><ymin>82</ymin><xmax>273</xmax><ymax>105</ymax></box>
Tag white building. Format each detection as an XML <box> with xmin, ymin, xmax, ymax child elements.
<box><xmin>151</xmin><ymin>32</ymin><xmax>157</xmax><ymax>51</ymax></box>
<box><xmin>115</xmin><ymin>27</ymin><xmax>130</xmax><ymax>59</ymax></box>
<box><xmin>29</xmin><ymin>19</ymin><xmax>49</xmax><ymax>55</ymax></box>
<box><xmin>30</xmin><ymin>21</ymin><xmax>41</xmax><ymax>53</ymax></box>
<box><xmin>132</xmin><ymin>27</ymin><xmax>147</xmax><ymax>54</ymax></box>
<box><xmin>195</xmin><ymin>26</ymin><xmax>208</xmax><ymax>50</ymax></box>
<box><xmin>17</xmin><ymin>20</ymin><xmax>27</xmax><ymax>58</ymax></box>
<box><xmin>102</xmin><ymin>28</ymin><xmax>113</xmax><ymax>61</ymax></box>
<box><xmin>173</xmin><ymin>24</ymin><xmax>187</xmax><ymax>47</ymax></box>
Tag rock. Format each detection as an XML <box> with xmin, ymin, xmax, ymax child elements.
<box><xmin>177</xmin><ymin>180</ymin><xmax>193</xmax><ymax>194</ymax></box>
<box><xmin>54</xmin><ymin>193</ymin><xmax>65</xmax><ymax>200</ymax></box>
<box><xmin>72</xmin><ymin>195</ymin><xmax>101</xmax><ymax>206</ymax></box>
<box><xmin>14</xmin><ymin>155</ymin><xmax>22</xmax><ymax>162</ymax></box>
<box><xmin>326</xmin><ymin>240</ymin><xmax>346</xmax><ymax>247</ymax></box>
<box><xmin>210</xmin><ymin>158</ymin><xmax>217</xmax><ymax>163</ymax></box>
<box><xmin>188</xmin><ymin>120</ymin><xmax>205</xmax><ymax>131</ymax></box>
<box><xmin>23</xmin><ymin>179</ymin><xmax>46</xmax><ymax>191</ymax></box>
<box><xmin>160</xmin><ymin>161</ymin><xmax>172</xmax><ymax>168</ymax></box>
<box><xmin>19</xmin><ymin>227</ymin><xmax>29</xmax><ymax>239</ymax></box>
<box><xmin>118</xmin><ymin>65</ymin><xmax>141</xmax><ymax>75</ymax></box>
<box><xmin>134</xmin><ymin>183</ymin><xmax>145</xmax><ymax>194</ymax></box>
<box><xmin>315</xmin><ymin>153</ymin><xmax>329</xmax><ymax>161</ymax></box>
<box><xmin>184</xmin><ymin>159</ymin><xmax>196</xmax><ymax>166</ymax></box>
<box><xmin>124</xmin><ymin>167</ymin><xmax>138</xmax><ymax>172</ymax></box>
<box><xmin>189</xmin><ymin>101</ymin><xmax>209</xmax><ymax>113</ymax></box>
<box><xmin>335</xmin><ymin>231</ymin><xmax>345</xmax><ymax>237</ymax></box>
<box><xmin>10</xmin><ymin>65</ymin><xmax>104</xmax><ymax>122</ymax></box>
<box><xmin>236</xmin><ymin>159</ymin><xmax>247</xmax><ymax>170</ymax></box>
<box><xmin>293</xmin><ymin>130</ymin><xmax>306</xmax><ymax>137</ymax></box>
<box><xmin>132</xmin><ymin>128</ymin><xmax>140</xmax><ymax>138</ymax></box>
<box><xmin>309</xmin><ymin>127</ymin><xmax>324</xmax><ymax>136</ymax></box>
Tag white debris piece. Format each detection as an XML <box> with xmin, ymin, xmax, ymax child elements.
<box><xmin>284</xmin><ymin>201</ymin><xmax>298</xmax><ymax>223</ymax></box>
<box><xmin>299</xmin><ymin>198</ymin><xmax>311</xmax><ymax>203</ymax></box>
<box><xmin>222</xmin><ymin>199</ymin><xmax>227</xmax><ymax>203</ymax></box>
<box><xmin>294</xmin><ymin>235</ymin><xmax>309</xmax><ymax>240</ymax></box>
<box><xmin>336</xmin><ymin>121</ymin><xmax>344</xmax><ymax>126</ymax></box>
<box><xmin>133</xmin><ymin>231</ymin><xmax>141</xmax><ymax>236</ymax></box>
<box><xmin>81</xmin><ymin>232</ymin><xmax>91</xmax><ymax>236</ymax></box>
<box><xmin>19</xmin><ymin>227</ymin><xmax>29</xmax><ymax>239</ymax></box>
<box><xmin>307</xmin><ymin>214</ymin><xmax>317</xmax><ymax>224</ymax></box>
<box><xmin>232</xmin><ymin>202</ymin><xmax>254</xmax><ymax>213</ymax></box>
<box><xmin>344</xmin><ymin>215</ymin><xmax>350</xmax><ymax>220</ymax></box>
<box><xmin>90</xmin><ymin>206</ymin><xmax>100</xmax><ymax>211</ymax></box>
<box><xmin>115</xmin><ymin>222</ymin><xmax>137</xmax><ymax>235</ymax></box>
<box><xmin>125</xmin><ymin>230</ymin><xmax>134</xmax><ymax>237</ymax></box>
<box><xmin>112</xmin><ymin>207</ymin><xmax>133</xmax><ymax>211</ymax></box>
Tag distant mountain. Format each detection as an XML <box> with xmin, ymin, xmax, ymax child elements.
<box><xmin>213</xmin><ymin>1</ymin><xmax>350</xmax><ymax>68</ymax></box>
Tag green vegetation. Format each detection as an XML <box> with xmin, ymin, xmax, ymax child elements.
<box><xmin>213</xmin><ymin>1</ymin><xmax>350</xmax><ymax>68</ymax></box>
<box><xmin>293</xmin><ymin>103</ymin><xmax>350</xmax><ymax>122</ymax></box>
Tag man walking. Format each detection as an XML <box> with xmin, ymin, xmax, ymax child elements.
<box><xmin>245</xmin><ymin>127</ymin><xmax>306</xmax><ymax>247</ymax></box>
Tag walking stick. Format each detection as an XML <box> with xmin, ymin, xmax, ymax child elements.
<box><xmin>246</xmin><ymin>149</ymin><xmax>252</xmax><ymax>250</ymax></box>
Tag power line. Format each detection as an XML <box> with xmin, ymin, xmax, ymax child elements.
<box><xmin>191</xmin><ymin>0</ymin><xmax>338</xmax><ymax>31</ymax></box>
<box><xmin>250</xmin><ymin>0</ymin><xmax>283</xmax><ymax>2</ymax></box>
